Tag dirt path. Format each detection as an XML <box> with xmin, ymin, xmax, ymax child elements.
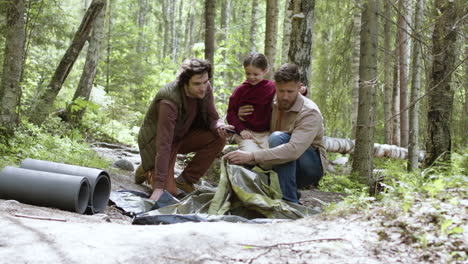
<box><xmin>0</xmin><ymin>144</ymin><xmax>391</xmax><ymax>263</ymax></box>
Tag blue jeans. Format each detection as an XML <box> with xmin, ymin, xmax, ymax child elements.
<box><xmin>269</xmin><ymin>131</ymin><xmax>323</xmax><ymax>203</ymax></box>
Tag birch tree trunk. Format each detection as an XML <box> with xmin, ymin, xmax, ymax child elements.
<box><xmin>398</xmin><ymin>0</ymin><xmax>412</xmax><ymax>148</ymax></box>
<box><xmin>408</xmin><ymin>0</ymin><xmax>424</xmax><ymax>171</ymax></box>
<box><xmin>184</xmin><ymin>1</ymin><xmax>194</xmax><ymax>56</ymax></box>
<box><xmin>288</xmin><ymin>0</ymin><xmax>315</xmax><ymax>87</ymax></box>
<box><xmin>391</xmin><ymin>32</ymin><xmax>400</xmax><ymax>146</ymax></box>
<box><xmin>136</xmin><ymin>0</ymin><xmax>147</xmax><ymax>54</ymax></box>
<box><xmin>28</xmin><ymin>0</ymin><xmax>106</xmax><ymax>126</ymax></box>
<box><xmin>265</xmin><ymin>0</ymin><xmax>279</xmax><ymax>77</ymax></box>
<box><xmin>281</xmin><ymin>0</ymin><xmax>293</xmax><ymax>64</ymax></box>
<box><xmin>162</xmin><ymin>0</ymin><xmax>170</xmax><ymax>57</ymax></box>
<box><xmin>250</xmin><ymin>0</ymin><xmax>258</xmax><ymax>52</ymax></box>
<box><xmin>0</xmin><ymin>0</ymin><xmax>26</xmax><ymax>137</ymax></box>
<box><xmin>170</xmin><ymin>0</ymin><xmax>177</xmax><ymax>62</ymax></box>
<box><xmin>351</xmin><ymin>0</ymin><xmax>361</xmax><ymax>138</ymax></box>
<box><xmin>383</xmin><ymin>0</ymin><xmax>393</xmax><ymax>144</ymax></box>
<box><xmin>204</xmin><ymin>0</ymin><xmax>216</xmax><ymax>64</ymax></box>
<box><xmin>423</xmin><ymin>0</ymin><xmax>459</xmax><ymax>168</ymax></box>
<box><xmin>352</xmin><ymin>0</ymin><xmax>378</xmax><ymax>185</ymax></box>
<box><xmin>66</xmin><ymin>2</ymin><xmax>106</xmax><ymax>124</ymax></box>
<box><xmin>105</xmin><ymin>0</ymin><xmax>112</xmax><ymax>93</ymax></box>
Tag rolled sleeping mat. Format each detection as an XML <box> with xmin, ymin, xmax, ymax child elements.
<box><xmin>20</xmin><ymin>158</ymin><xmax>111</xmax><ymax>214</ymax></box>
<box><xmin>0</xmin><ymin>167</ymin><xmax>90</xmax><ymax>214</ymax></box>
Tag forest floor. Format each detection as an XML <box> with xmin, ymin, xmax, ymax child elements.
<box><xmin>0</xmin><ymin>144</ymin><xmax>465</xmax><ymax>263</ymax></box>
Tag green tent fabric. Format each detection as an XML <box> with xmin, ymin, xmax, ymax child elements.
<box><xmin>141</xmin><ymin>160</ymin><xmax>320</xmax><ymax>220</ymax></box>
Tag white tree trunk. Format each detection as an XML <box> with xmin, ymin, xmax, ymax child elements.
<box><xmin>408</xmin><ymin>0</ymin><xmax>424</xmax><ymax>171</ymax></box>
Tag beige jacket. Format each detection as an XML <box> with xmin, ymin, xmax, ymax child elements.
<box><xmin>252</xmin><ymin>93</ymin><xmax>328</xmax><ymax>170</ymax></box>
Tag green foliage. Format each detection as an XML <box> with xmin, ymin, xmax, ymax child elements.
<box><xmin>0</xmin><ymin>119</ymin><xmax>111</xmax><ymax>170</ymax></box>
<box><xmin>323</xmin><ymin>150</ymin><xmax>468</xmax><ymax>262</ymax></box>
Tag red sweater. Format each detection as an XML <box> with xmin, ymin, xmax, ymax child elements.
<box><xmin>227</xmin><ymin>79</ymin><xmax>276</xmax><ymax>133</ymax></box>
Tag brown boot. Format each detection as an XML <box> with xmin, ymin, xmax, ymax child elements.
<box><xmin>134</xmin><ymin>165</ymin><xmax>153</xmax><ymax>186</ymax></box>
<box><xmin>134</xmin><ymin>165</ymin><xmax>146</xmax><ymax>184</ymax></box>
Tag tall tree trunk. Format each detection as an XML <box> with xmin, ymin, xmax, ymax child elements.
<box><xmin>281</xmin><ymin>0</ymin><xmax>293</xmax><ymax>64</ymax></box>
<box><xmin>265</xmin><ymin>0</ymin><xmax>279</xmax><ymax>78</ymax></box>
<box><xmin>175</xmin><ymin>0</ymin><xmax>184</xmax><ymax>60</ymax></box>
<box><xmin>423</xmin><ymin>0</ymin><xmax>459</xmax><ymax>168</ymax></box>
<box><xmin>0</xmin><ymin>0</ymin><xmax>26</xmax><ymax>137</ymax></box>
<box><xmin>383</xmin><ymin>0</ymin><xmax>393</xmax><ymax>144</ymax></box>
<box><xmin>351</xmin><ymin>0</ymin><xmax>361</xmax><ymax>138</ymax></box>
<box><xmin>408</xmin><ymin>0</ymin><xmax>424</xmax><ymax>171</ymax></box>
<box><xmin>170</xmin><ymin>0</ymin><xmax>177</xmax><ymax>62</ymax></box>
<box><xmin>162</xmin><ymin>0</ymin><xmax>170</xmax><ymax>57</ymax></box>
<box><xmin>352</xmin><ymin>0</ymin><xmax>378</xmax><ymax>185</ymax></box>
<box><xmin>184</xmin><ymin>2</ymin><xmax>194</xmax><ymax>56</ymax></box>
<box><xmin>250</xmin><ymin>0</ymin><xmax>258</xmax><ymax>52</ymax></box>
<box><xmin>288</xmin><ymin>0</ymin><xmax>314</xmax><ymax>87</ymax></box>
<box><xmin>66</xmin><ymin>1</ymin><xmax>106</xmax><ymax>124</ymax></box>
<box><xmin>398</xmin><ymin>0</ymin><xmax>411</xmax><ymax>148</ymax></box>
<box><xmin>391</xmin><ymin>30</ymin><xmax>400</xmax><ymax>146</ymax></box>
<box><xmin>27</xmin><ymin>0</ymin><xmax>106</xmax><ymax>126</ymax></box>
<box><xmin>136</xmin><ymin>0</ymin><xmax>148</xmax><ymax>54</ymax></box>
<box><xmin>463</xmin><ymin>47</ymin><xmax>468</xmax><ymax>140</ymax></box>
<box><xmin>219</xmin><ymin>0</ymin><xmax>230</xmax><ymax>88</ymax></box>
<box><xmin>204</xmin><ymin>0</ymin><xmax>216</xmax><ymax>64</ymax></box>
<box><xmin>105</xmin><ymin>0</ymin><xmax>112</xmax><ymax>93</ymax></box>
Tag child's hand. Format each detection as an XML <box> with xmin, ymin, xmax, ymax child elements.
<box><xmin>240</xmin><ymin>130</ymin><xmax>253</xmax><ymax>139</ymax></box>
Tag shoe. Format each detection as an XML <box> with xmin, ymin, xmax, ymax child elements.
<box><xmin>175</xmin><ymin>177</ymin><xmax>195</xmax><ymax>193</ymax></box>
<box><xmin>134</xmin><ymin>165</ymin><xmax>153</xmax><ymax>186</ymax></box>
<box><xmin>134</xmin><ymin>165</ymin><xmax>146</xmax><ymax>184</ymax></box>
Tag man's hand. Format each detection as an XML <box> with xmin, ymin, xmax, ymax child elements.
<box><xmin>238</xmin><ymin>105</ymin><xmax>254</xmax><ymax>122</ymax></box>
<box><xmin>216</xmin><ymin>124</ymin><xmax>235</xmax><ymax>138</ymax></box>
<box><xmin>299</xmin><ymin>83</ymin><xmax>308</xmax><ymax>96</ymax></box>
<box><xmin>224</xmin><ymin>150</ymin><xmax>255</xmax><ymax>164</ymax></box>
<box><xmin>240</xmin><ymin>130</ymin><xmax>253</xmax><ymax>139</ymax></box>
<box><xmin>149</xmin><ymin>188</ymin><xmax>164</xmax><ymax>201</ymax></box>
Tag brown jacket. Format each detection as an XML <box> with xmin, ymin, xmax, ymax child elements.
<box><xmin>252</xmin><ymin>93</ymin><xmax>328</xmax><ymax>170</ymax></box>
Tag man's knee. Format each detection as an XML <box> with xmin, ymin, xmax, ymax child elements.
<box><xmin>268</xmin><ymin>131</ymin><xmax>290</xmax><ymax>148</ymax></box>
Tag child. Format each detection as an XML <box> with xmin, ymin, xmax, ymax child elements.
<box><xmin>226</xmin><ymin>52</ymin><xmax>275</xmax><ymax>155</ymax></box>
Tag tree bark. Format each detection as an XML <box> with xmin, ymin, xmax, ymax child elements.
<box><xmin>398</xmin><ymin>0</ymin><xmax>412</xmax><ymax>148</ymax></box>
<box><xmin>204</xmin><ymin>0</ymin><xmax>216</xmax><ymax>64</ymax></box>
<box><xmin>0</xmin><ymin>0</ymin><xmax>26</xmax><ymax>137</ymax></box>
<box><xmin>66</xmin><ymin>1</ymin><xmax>106</xmax><ymax>124</ymax></box>
<box><xmin>408</xmin><ymin>0</ymin><xmax>424</xmax><ymax>171</ymax></box>
<box><xmin>136</xmin><ymin>0</ymin><xmax>148</xmax><ymax>54</ymax></box>
<box><xmin>281</xmin><ymin>0</ymin><xmax>293</xmax><ymax>64</ymax></box>
<box><xmin>383</xmin><ymin>0</ymin><xmax>392</xmax><ymax>144</ymax></box>
<box><xmin>351</xmin><ymin>0</ymin><xmax>361</xmax><ymax>138</ymax></box>
<box><xmin>288</xmin><ymin>0</ymin><xmax>314</xmax><ymax>87</ymax></box>
<box><xmin>391</xmin><ymin>31</ymin><xmax>400</xmax><ymax>146</ymax></box>
<box><xmin>423</xmin><ymin>0</ymin><xmax>459</xmax><ymax>168</ymax></box>
<box><xmin>162</xmin><ymin>0</ymin><xmax>170</xmax><ymax>57</ymax></box>
<box><xmin>27</xmin><ymin>0</ymin><xmax>106</xmax><ymax>126</ymax></box>
<box><xmin>250</xmin><ymin>0</ymin><xmax>259</xmax><ymax>52</ymax></box>
<box><xmin>171</xmin><ymin>0</ymin><xmax>177</xmax><ymax>62</ymax></box>
<box><xmin>352</xmin><ymin>0</ymin><xmax>378</xmax><ymax>184</ymax></box>
<box><xmin>264</xmin><ymin>0</ymin><xmax>279</xmax><ymax>78</ymax></box>
<box><xmin>184</xmin><ymin>1</ymin><xmax>194</xmax><ymax>56</ymax></box>
<box><xmin>105</xmin><ymin>0</ymin><xmax>112</xmax><ymax>93</ymax></box>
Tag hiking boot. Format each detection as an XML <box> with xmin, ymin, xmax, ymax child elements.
<box><xmin>134</xmin><ymin>165</ymin><xmax>153</xmax><ymax>186</ymax></box>
<box><xmin>134</xmin><ymin>165</ymin><xmax>146</xmax><ymax>184</ymax></box>
<box><xmin>175</xmin><ymin>177</ymin><xmax>195</xmax><ymax>193</ymax></box>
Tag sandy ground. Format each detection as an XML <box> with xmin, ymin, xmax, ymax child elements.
<box><xmin>0</xmin><ymin>145</ymin><xmax>389</xmax><ymax>264</ymax></box>
<box><xmin>0</xmin><ymin>199</ymin><xmax>383</xmax><ymax>264</ymax></box>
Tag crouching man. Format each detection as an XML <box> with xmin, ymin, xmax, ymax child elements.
<box><xmin>224</xmin><ymin>63</ymin><xmax>328</xmax><ymax>203</ymax></box>
<box><xmin>136</xmin><ymin>58</ymin><xmax>233</xmax><ymax>201</ymax></box>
